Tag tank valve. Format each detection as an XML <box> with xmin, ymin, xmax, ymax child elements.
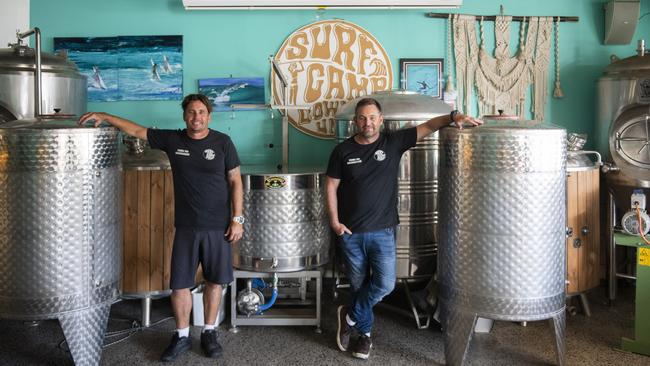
<box><xmin>601</xmin><ymin>162</ymin><xmax>619</xmax><ymax>174</ymax></box>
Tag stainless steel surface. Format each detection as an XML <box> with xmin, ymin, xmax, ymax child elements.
<box><xmin>438</xmin><ymin>121</ymin><xmax>567</xmax><ymax>365</ymax></box>
<box><xmin>567</xmin><ymin>151</ymin><xmax>601</xmax><ymax>172</ymax></box>
<box><xmin>121</xmin><ymin>148</ymin><xmax>170</xmax><ymax>170</ymax></box>
<box><xmin>234</xmin><ymin>166</ymin><xmax>330</xmax><ymax>272</ymax></box>
<box><xmin>0</xmin><ymin>117</ymin><xmax>121</xmax><ymax>366</ymax></box>
<box><xmin>335</xmin><ymin>90</ymin><xmax>451</xmax><ymax>281</ymax></box>
<box><xmin>335</xmin><ymin>89</ymin><xmax>451</xmax><ymax>121</ymax></box>
<box><xmin>596</xmin><ymin>46</ymin><xmax>650</xmax><ymax>204</ymax></box>
<box><xmin>0</xmin><ymin>35</ymin><xmax>87</xmax><ymax>122</ymax></box>
<box><xmin>609</xmin><ymin>106</ymin><xmax>650</xmax><ymax>182</ymax></box>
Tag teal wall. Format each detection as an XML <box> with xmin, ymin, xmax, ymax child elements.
<box><xmin>31</xmin><ymin>0</ymin><xmax>650</xmax><ymax>166</ymax></box>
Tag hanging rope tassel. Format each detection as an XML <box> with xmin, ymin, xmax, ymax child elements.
<box><xmin>553</xmin><ymin>16</ymin><xmax>564</xmax><ymax>98</ymax></box>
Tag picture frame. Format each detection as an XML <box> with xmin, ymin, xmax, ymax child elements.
<box><xmin>399</xmin><ymin>58</ymin><xmax>444</xmax><ymax>99</ymax></box>
<box><xmin>198</xmin><ymin>77</ymin><xmax>265</xmax><ymax>112</ymax></box>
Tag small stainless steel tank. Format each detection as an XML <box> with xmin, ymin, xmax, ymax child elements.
<box><xmin>234</xmin><ymin>166</ymin><xmax>330</xmax><ymax>272</ymax></box>
<box><xmin>0</xmin><ymin>42</ymin><xmax>86</xmax><ymax>122</ymax></box>
<box><xmin>335</xmin><ymin>90</ymin><xmax>451</xmax><ymax>281</ymax></box>
<box><xmin>438</xmin><ymin>120</ymin><xmax>567</xmax><ymax>366</ymax></box>
<box><xmin>0</xmin><ymin>117</ymin><xmax>121</xmax><ymax>366</ymax></box>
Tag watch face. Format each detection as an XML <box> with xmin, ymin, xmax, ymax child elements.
<box><xmin>233</xmin><ymin>216</ymin><xmax>245</xmax><ymax>224</ymax></box>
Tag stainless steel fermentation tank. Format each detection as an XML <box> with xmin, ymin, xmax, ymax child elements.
<box><xmin>596</xmin><ymin>41</ymin><xmax>650</xmax><ymax>302</ymax></box>
<box><xmin>233</xmin><ymin>167</ymin><xmax>330</xmax><ymax>272</ymax></box>
<box><xmin>438</xmin><ymin>121</ymin><xmax>567</xmax><ymax>366</ymax></box>
<box><xmin>0</xmin><ymin>31</ymin><xmax>86</xmax><ymax>123</ymax></box>
<box><xmin>0</xmin><ymin>29</ymin><xmax>120</xmax><ymax>366</ymax></box>
<box><xmin>335</xmin><ymin>90</ymin><xmax>451</xmax><ymax>282</ymax></box>
<box><xmin>230</xmin><ymin>167</ymin><xmax>328</xmax><ymax>332</ymax></box>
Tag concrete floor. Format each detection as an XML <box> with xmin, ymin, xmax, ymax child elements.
<box><xmin>0</xmin><ymin>282</ymin><xmax>648</xmax><ymax>366</ymax></box>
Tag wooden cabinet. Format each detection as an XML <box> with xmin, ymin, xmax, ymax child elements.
<box><xmin>566</xmin><ymin>167</ymin><xmax>600</xmax><ymax>295</ymax></box>
<box><xmin>122</xmin><ymin>169</ymin><xmax>176</xmax><ymax>295</ymax></box>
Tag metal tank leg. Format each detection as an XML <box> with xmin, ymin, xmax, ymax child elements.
<box><xmin>402</xmin><ymin>279</ymin><xmax>431</xmax><ymax>329</ymax></box>
<box><xmin>578</xmin><ymin>293</ymin><xmax>592</xmax><ymax>317</ymax></box>
<box><xmin>550</xmin><ymin>309</ymin><xmax>566</xmax><ymax>366</ymax></box>
<box><xmin>141</xmin><ymin>297</ymin><xmax>152</xmax><ymax>328</ymax></box>
<box><xmin>59</xmin><ymin>302</ymin><xmax>111</xmax><ymax>366</ymax></box>
<box><xmin>441</xmin><ymin>304</ymin><xmax>476</xmax><ymax>366</ymax></box>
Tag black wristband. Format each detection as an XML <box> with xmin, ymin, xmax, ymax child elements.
<box><xmin>450</xmin><ymin>109</ymin><xmax>459</xmax><ymax>123</ymax></box>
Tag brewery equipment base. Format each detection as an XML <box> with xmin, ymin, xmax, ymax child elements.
<box><xmin>229</xmin><ymin>270</ymin><xmax>322</xmax><ymax>333</ymax></box>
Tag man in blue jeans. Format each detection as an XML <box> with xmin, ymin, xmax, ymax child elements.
<box><xmin>325</xmin><ymin>97</ymin><xmax>480</xmax><ymax>359</ymax></box>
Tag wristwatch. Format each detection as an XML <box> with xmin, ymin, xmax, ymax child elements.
<box><xmin>232</xmin><ymin>215</ymin><xmax>245</xmax><ymax>225</ymax></box>
<box><xmin>449</xmin><ymin>109</ymin><xmax>459</xmax><ymax>124</ymax></box>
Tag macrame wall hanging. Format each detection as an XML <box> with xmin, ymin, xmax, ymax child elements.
<box><xmin>429</xmin><ymin>10</ymin><xmax>578</xmax><ymax>121</ymax></box>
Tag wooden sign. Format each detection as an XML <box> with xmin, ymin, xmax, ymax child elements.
<box><xmin>272</xmin><ymin>20</ymin><xmax>392</xmax><ymax>139</ymax></box>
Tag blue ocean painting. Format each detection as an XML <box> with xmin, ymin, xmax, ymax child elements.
<box><xmin>405</xmin><ymin>63</ymin><xmax>441</xmax><ymax>98</ymax></box>
<box><xmin>198</xmin><ymin>77</ymin><xmax>265</xmax><ymax>112</ymax></box>
<box><xmin>54</xmin><ymin>35</ymin><xmax>183</xmax><ymax>102</ymax></box>
<box><xmin>117</xmin><ymin>36</ymin><xmax>183</xmax><ymax>101</ymax></box>
<box><xmin>54</xmin><ymin>37</ymin><xmax>119</xmax><ymax>102</ymax></box>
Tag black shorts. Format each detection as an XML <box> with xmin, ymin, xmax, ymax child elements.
<box><xmin>170</xmin><ymin>228</ymin><xmax>233</xmax><ymax>289</ymax></box>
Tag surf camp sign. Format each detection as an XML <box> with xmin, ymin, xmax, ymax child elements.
<box><xmin>272</xmin><ymin>20</ymin><xmax>392</xmax><ymax>139</ymax></box>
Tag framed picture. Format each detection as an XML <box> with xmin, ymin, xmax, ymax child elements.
<box><xmin>399</xmin><ymin>58</ymin><xmax>443</xmax><ymax>98</ymax></box>
<box><xmin>54</xmin><ymin>35</ymin><xmax>183</xmax><ymax>102</ymax></box>
<box><xmin>198</xmin><ymin>77</ymin><xmax>265</xmax><ymax>112</ymax></box>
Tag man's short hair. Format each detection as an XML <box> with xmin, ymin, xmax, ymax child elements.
<box><xmin>182</xmin><ymin>94</ymin><xmax>213</xmax><ymax>114</ymax></box>
<box><xmin>354</xmin><ymin>97</ymin><xmax>382</xmax><ymax>116</ymax></box>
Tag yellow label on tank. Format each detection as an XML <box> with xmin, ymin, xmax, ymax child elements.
<box><xmin>640</xmin><ymin>247</ymin><xmax>650</xmax><ymax>267</ymax></box>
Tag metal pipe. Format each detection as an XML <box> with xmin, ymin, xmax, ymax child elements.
<box><xmin>17</xmin><ymin>27</ymin><xmax>42</xmax><ymax>117</ymax></box>
<box><xmin>608</xmin><ymin>191</ymin><xmax>617</xmax><ymax>302</ymax></box>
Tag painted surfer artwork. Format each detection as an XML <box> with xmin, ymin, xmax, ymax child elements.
<box><xmin>198</xmin><ymin>77</ymin><xmax>265</xmax><ymax>112</ymax></box>
<box><xmin>54</xmin><ymin>35</ymin><xmax>183</xmax><ymax>102</ymax></box>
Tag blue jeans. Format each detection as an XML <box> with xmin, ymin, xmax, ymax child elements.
<box><xmin>339</xmin><ymin>227</ymin><xmax>397</xmax><ymax>334</ymax></box>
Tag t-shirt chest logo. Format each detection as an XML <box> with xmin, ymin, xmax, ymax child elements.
<box><xmin>203</xmin><ymin>149</ymin><xmax>216</xmax><ymax>161</ymax></box>
<box><xmin>374</xmin><ymin>149</ymin><xmax>386</xmax><ymax>162</ymax></box>
<box><xmin>175</xmin><ymin>149</ymin><xmax>190</xmax><ymax>156</ymax></box>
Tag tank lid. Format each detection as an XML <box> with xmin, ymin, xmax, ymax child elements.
<box><xmin>567</xmin><ymin>152</ymin><xmax>598</xmax><ymax>171</ymax></box>
<box><xmin>604</xmin><ymin>53</ymin><xmax>650</xmax><ymax>74</ymax></box>
<box><xmin>468</xmin><ymin>119</ymin><xmax>565</xmax><ymax>131</ymax></box>
<box><xmin>0</xmin><ymin>116</ymin><xmax>108</xmax><ymax>130</ymax></box>
<box><xmin>0</xmin><ymin>46</ymin><xmax>81</xmax><ymax>72</ymax></box>
<box><xmin>482</xmin><ymin>110</ymin><xmax>519</xmax><ymax>120</ymax></box>
<box><xmin>335</xmin><ymin>90</ymin><xmax>452</xmax><ymax>121</ymax></box>
<box><xmin>241</xmin><ymin>164</ymin><xmax>325</xmax><ymax>175</ymax></box>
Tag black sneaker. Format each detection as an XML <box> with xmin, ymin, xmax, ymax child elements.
<box><xmin>160</xmin><ymin>332</ymin><xmax>191</xmax><ymax>362</ymax></box>
<box><xmin>336</xmin><ymin>305</ymin><xmax>352</xmax><ymax>352</ymax></box>
<box><xmin>200</xmin><ymin>329</ymin><xmax>223</xmax><ymax>358</ymax></box>
<box><xmin>352</xmin><ymin>334</ymin><xmax>372</xmax><ymax>360</ymax></box>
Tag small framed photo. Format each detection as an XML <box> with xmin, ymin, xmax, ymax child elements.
<box><xmin>399</xmin><ymin>58</ymin><xmax>444</xmax><ymax>98</ymax></box>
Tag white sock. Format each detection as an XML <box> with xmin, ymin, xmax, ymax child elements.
<box><xmin>176</xmin><ymin>327</ymin><xmax>190</xmax><ymax>338</ymax></box>
<box><xmin>203</xmin><ymin>324</ymin><xmax>215</xmax><ymax>333</ymax></box>
<box><xmin>346</xmin><ymin>314</ymin><xmax>356</xmax><ymax>326</ymax></box>
<box><xmin>364</xmin><ymin>332</ymin><xmax>371</xmax><ymax>337</ymax></box>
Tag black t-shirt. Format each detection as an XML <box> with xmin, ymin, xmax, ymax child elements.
<box><xmin>326</xmin><ymin>128</ymin><xmax>417</xmax><ymax>232</ymax></box>
<box><xmin>147</xmin><ymin>128</ymin><xmax>241</xmax><ymax>230</ymax></box>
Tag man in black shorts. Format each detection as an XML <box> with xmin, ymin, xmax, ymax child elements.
<box><xmin>326</xmin><ymin>98</ymin><xmax>481</xmax><ymax>359</ymax></box>
<box><xmin>79</xmin><ymin>94</ymin><xmax>243</xmax><ymax>362</ymax></box>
